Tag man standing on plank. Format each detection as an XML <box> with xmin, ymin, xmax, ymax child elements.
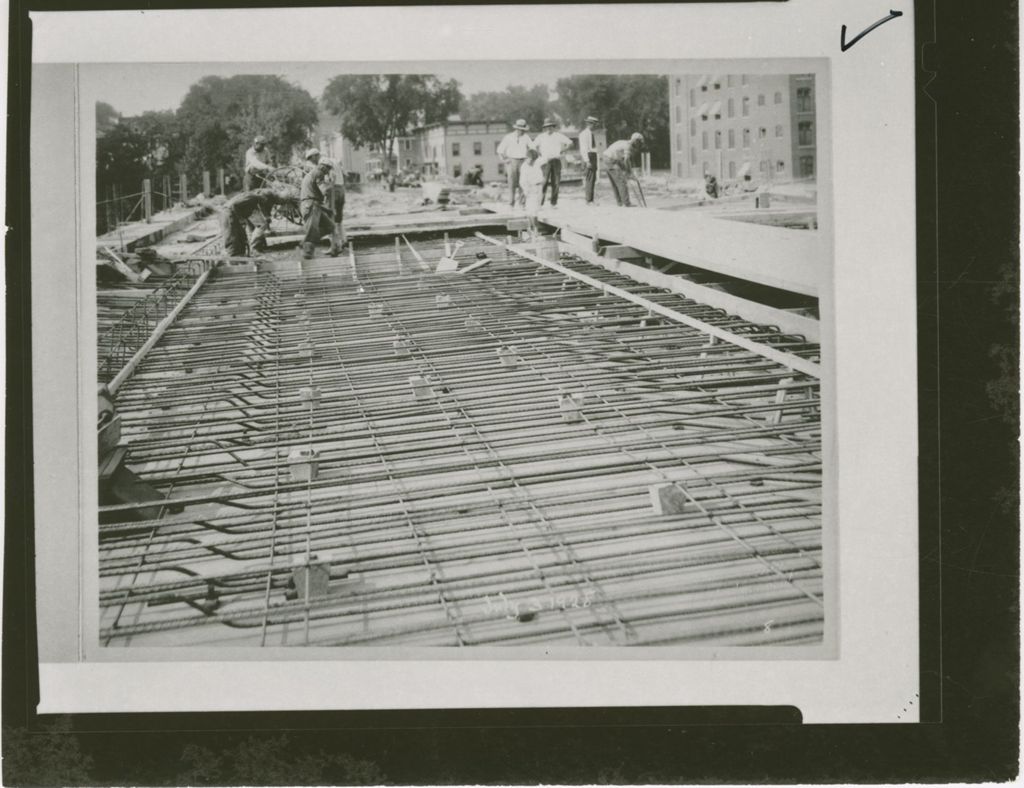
<box><xmin>535</xmin><ymin>118</ymin><xmax>572</xmax><ymax>207</ymax></box>
<box><xmin>497</xmin><ymin>118</ymin><xmax>534</xmax><ymax>208</ymax></box>
<box><xmin>578</xmin><ymin>115</ymin><xmax>600</xmax><ymax>205</ymax></box>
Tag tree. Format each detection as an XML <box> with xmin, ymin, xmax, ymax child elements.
<box><xmin>321</xmin><ymin>74</ymin><xmax>462</xmax><ymax>174</ymax></box>
<box><xmin>176</xmin><ymin>74</ymin><xmax>319</xmax><ymax>187</ymax></box>
<box><xmin>460</xmin><ymin>83</ymin><xmax>553</xmax><ymax>130</ymax></box>
<box><xmin>95</xmin><ymin>101</ymin><xmax>120</xmax><ymax>136</ymax></box>
<box><xmin>2</xmin><ymin>717</ymin><xmax>95</xmax><ymax>785</ymax></box>
<box><xmin>555</xmin><ymin>75</ymin><xmax>670</xmax><ymax>168</ymax></box>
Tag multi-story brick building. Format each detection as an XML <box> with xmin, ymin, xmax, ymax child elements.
<box><xmin>667</xmin><ymin>73</ymin><xmax>817</xmax><ymax>185</ymax></box>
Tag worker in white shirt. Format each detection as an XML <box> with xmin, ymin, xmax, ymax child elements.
<box><xmin>244</xmin><ymin>135</ymin><xmax>274</xmax><ymax>192</ymax></box>
<box><xmin>519</xmin><ymin>148</ymin><xmax>546</xmax><ymax>236</ymax></box>
<box><xmin>535</xmin><ymin>118</ymin><xmax>572</xmax><ymax>207</ymax></box>
<box><xmin>578</xmin><ymin>116</ymin><xmax>600</xmax><ymax>204</ymax></box>
<box><xmin>496</xmin><ymin>119</ymin><xmax>534</xmax><ymax>208</ymax></box>
<box><xmin>601</xmin><ymin>132</ymin><xmax>645</xmax><ymax>207</ymax></box>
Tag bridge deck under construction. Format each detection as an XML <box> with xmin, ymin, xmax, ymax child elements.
<box><xmin>99</xmin><ymin>228</ymin><xmax>824</xmax><ymax>648</ymax></box>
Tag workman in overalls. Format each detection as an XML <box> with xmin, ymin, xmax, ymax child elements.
<box><xmin>299</xmin><ymin>160</ymin><xmax>341</xmax><ymax>259</ymax></box>
<box><xmin>220</xmin><ymin>188</ymin><xmax>289</xmax><ymax>257</ymax></box>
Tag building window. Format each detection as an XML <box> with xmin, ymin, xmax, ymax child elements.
<box><xmin>714</xmin><ymin>130</ymin><xmax>722</xmax><ymax>149</ymax></box>
<box><xmin>799</xmin><ymin>155</ymin><xmax>815</xmax><ymax>177</ymax></box>
<box><xmin>675</xmin><ymin>79</ymin><xmax>680</xmax><ymax>96</ymax></box>
<box><xmin>690</xmin><ymin>118</ymin><xmax>696</xmax><ymax>135</ymax></box>
<box><xmin>798</xmin><ymin>120</ymin><xmax>814</xmax><ymax>146</ymax></box>
<box><xmin>453</xmin><ymin>164</ymin><xmax>462</xmax><ymax>177</ymax></box>
<box><xmin>777</xmin><ymin>160</ymin><xmax>785</xmax><ymax>172</ymax></box>
<box><xmin>713</xmin><ymin>78</ymin><xmax>721</xmax><ymax>89</ymax></box>
<box><xmin>676</xmin><ymin>133</ymin><xmax>681</xmax><ymax>151</ymax></box>
<box><xmin>452</xmin><ymin>142</ymin><xmax>460</xmax><ymax>156</ymax></box>
<box><xmin>728</xmin><ymin>129</ymin><xmax>735</xmax><ymax>149</ymax></box>
<box><xmin>797</xmin><ymin>87</ymin><xmax>814</xmax><ymax>113</ymax></box>
<box><xmin>775</xmin><ymin>124</ymin><xmax>784</xmax><ymax>137</ymax></box>
<box><xmin>676</xmin><ymin>105</ymin><xmax>682</xmax><ymax>123</ymax></box>
<box><xmin>742</xmin><ymin>96</ymin><xmax>750</xmax><ymax>116</ymax></box>
<box><xmin>473</xmin><ymin>141</ymin><xmax>482</xmax><ymax>155</ymax></box>
<box><xmin>758</xmin><ymin>94</ymin><xmax>765</xmax><ymax>106</ymax></box>
<box><xmin>774</xmin><ymin>91</ymin><xmax>783</xmax><ymax>104</ymax></box>
<box><xmin>759</xmin><ymin>127</ymin><xmax>767</xmax><ymax>139</ymax></box>
<box><xmin>727</xmin><ymin>98</ymin><xmax>735</xmax><ymax>118</ymax></box>
<box><xmin>701</xmin><ymin>82</ymin><xmax>708</xmax><ymax>92</ymax></box>
<box><xmin>497</xmin><ymin>161</ymin><xmax>505</xmax><ymax>175</ymax></box>
<box><xmin>743</xmin><ymin>128</ymin><xmax>751</xmax><ymax>148</ymax></box>
<box><xmin>432</xmin><ymin>146</ymin><xmax>437</xmax><ymax>160</ymax></box>
<box><xmin>406</xmin><ymin>158</ymin><xmax>411</xmax><ymax>167</ymax></box>
<box><xmin>404</xmin><ymin>139</ymin><xmax>411</xmax><ymax>150</ymax></box>
<box><xmin>677</xmin><ymin>162</ymin><xmax>683</xmax><ymax>177</ymax></box>
<box><xmin>728</xmin><ymin>160</ymin><xmax>736</xmax><ymax>178</ymax></box>
<box><xmin>741</xmin><ymin>73</ymin><xmax>748</xmax><ymax>86</ymax></box>
<box><xmin>690</xmin><ymin>147</ymin><xmax>696</xmax><ymax>165</ymax></box>
<box><xmin>701</xmin><ymin>131</ymin><xmax>708</xmax><ymax>150</ymax></box>
<box><xmin>727</xmin><ymin>75</ymin><xmax>735</xmax><ymax>88</ymax></box>
<box><xmin>689</xmin><ymin>88</ymin><xmax>695</xmax><ymax>107</ymax></box>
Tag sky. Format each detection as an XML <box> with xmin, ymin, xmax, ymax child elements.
<box><xmin>85</xmin><ymin>61</ymin><xmax>606</xmax><ymax>118</ymax></box>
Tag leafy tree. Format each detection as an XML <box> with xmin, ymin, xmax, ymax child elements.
<box><xmin>460</xmin><ymin>83</ymin><xmax>553</xmax><ymax>130</ymax></box>
<box><xmin>176</xmin><ymin>74</ymin><xmax>319</xmax><ymax>187</ymax></box>
<box><xmin>555</xmin><ymin>75</ymin><xmax>670</xmax><ymax>167</ymax></box>
<box><xmin>322</xmin><ymin>74</ymin><xmax>462</xmax><ymax>174</ymax></box>
<box><xmin>95</xmin><ymin>101</ymin><xmax>120</xmax><ymax>136</ymax></box>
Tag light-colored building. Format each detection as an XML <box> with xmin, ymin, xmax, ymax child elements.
<box><xmin>416</xmin><ymin>120</ymin><xmax>510</xmax><ymax>181</ymax></box>
<box><xmin>667</xmin><ymin>73</ymin><xmax>817</xmax><ymax>185</ymax></box>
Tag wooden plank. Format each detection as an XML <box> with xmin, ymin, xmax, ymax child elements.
<box><xmin>601</xmin><ymin>244</ymin><xmax>644</xmax><ymax>260</ymax></box>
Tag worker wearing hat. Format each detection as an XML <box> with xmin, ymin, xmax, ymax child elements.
<box><xmin>244</xmin><ymin>135</ymin><xmax>274</xmax><ymax>192</ymax></box>
<box><xmin>220</xmin><ymin>188</ymin><xmax>293</xmax><ymax>257</ymax></box>
<box><xmin>303</xmin><ymin>147</ymin><xmax>322</xmax><ymax>170</ymax></box>
<box><xmin>299</xmin><ymin>159</ymin><xmax>341</xmax><ymax>259</ymax></box>
<box><xmin>535</xmin><ymin>118</ymin><xmax>572</xmax><ymax>208</ymax></box>
<box><xmin>496</xmin><ymin>118</ymin><xmax>535</xmax><ymax>208</ymax></box>
<box><xmin>600</xmin><ymin>132</ymin><xmax>646</xmax><ymax>207</ymax></box>
<box><xmin>579</xmin><ymin>116</ymin><xmax>600</xmax><ymax>204</ymax></box>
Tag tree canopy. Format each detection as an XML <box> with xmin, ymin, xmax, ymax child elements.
<box><xmin>555</xmin><ymin>75</ymin><xmax>670</xmax><ymax>167</ymax></box>
<box><xmin>460</xmin><ymin>84</ymin><xmax>553</xmax><ymax>130</ymax></box>
<box><xmin>321</xmin><ymin>74</ymin><xmax>462</xmax><ymax>173</ymax></box>
<box><xmin>176</xmin><ymin>74</ymin><xmax>319</xmax><ymax>185</ymax></box>
<box><xmin>95</xmin><ymin>101</ymin><xmax>120</xmax><ymax>137</ymax></box>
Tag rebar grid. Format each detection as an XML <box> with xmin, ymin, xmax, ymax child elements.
<box><xmin>99</xmin><ymin>234</ymin><xmax>824</xmax><ymax>647</ymax></box>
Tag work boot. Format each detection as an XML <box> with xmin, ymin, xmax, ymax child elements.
<box><xmin>327</xmin><ymin>245</ymin><xmax>342</xmax><ymax>257</ymax></box>
<box><xmin>301</xmin><ymin>242</ymin><xmax>315</xmax><ymax>260</ymax></box>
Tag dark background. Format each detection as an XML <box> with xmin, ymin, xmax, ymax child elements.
<box><xmin>5</xmin><ymin>0</ymin><xmax>1019</xmax><ymax>783</ymax></box>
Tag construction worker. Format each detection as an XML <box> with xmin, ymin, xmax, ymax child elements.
<box><xmin>303</xmin><ymin>148</ymin><xmax>321</xmax><ymax>170</ymax></box>
<box><xmin>462</xmin><ymin>164</ymin><xmax>484</xmax><ymax>187</ymax></box>
<box><xmin>601</xmin><ymin>132</ymin><xmax>645</xmax><ymax>207</ymax></box>
<box><xmin>579</xmin><ymin>116</ymin><xmax>600</xmax><ymax>204</ymax></box>
<box><xmin>244</xmin><ymin>135</ymin><xmax>274</xmax><ymax>192</ymax></box>
<box><xmin>324</xmin><ymin>157</ymin><xmax>347</xmax><ymax>252</ymax></box>
<box><xmin>535</xmin><ymin>118</ymin><xmax>571</xmax><ymax>207</ymax></box>
<box><xmin>220</xmin><ymin>188</ymin><xmax>290</xmax><ymax>257</ymax></box>
<box><xmin>496</xmin><ymin>119</ymin><xmax>534</xmax><ymax>208</ymax></box>
<box><xmin>299</xmin><ymin>159</ymin><xmax>341</xmax><ymax>259</ymax></box>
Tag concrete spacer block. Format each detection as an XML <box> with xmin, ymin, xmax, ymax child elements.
<box><xmin>290</xmin><ymin>552</ymin><xmax>332</xmax><ymax>599</ymax></box>
<box><xmin>287</xmin><ymin>447</ymin><xmax>320</xmax><ymax>482</ymax></box>
<box><xmin>649</xmin><ymin>483</ymin><xmax>692</xmax><ymax>515</ymax></box>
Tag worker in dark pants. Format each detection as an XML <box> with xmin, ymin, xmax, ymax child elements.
<box><xmin>300</xmin><ymin>160</ymin><xmax>341</xmax><ymax>259</ymax></box>
<box><xmin>220</xmin><ymin>188</ymin><xmax>289</xmax><ymax>256</ymax></box>
<box><xmin>579</xmin><ymin>115</ymin><xmax>600</xmax><ymax>204</ymax></box>
<box><xmin>601</xmin><ymin>132</ymin><xmax>645</xmax><ymax>207</ymax></box>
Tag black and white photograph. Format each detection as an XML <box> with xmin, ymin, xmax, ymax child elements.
<box><xmin>90</xmin><ymin>60</ymin><xmax>830</xmax><ymax>649</ymax></box>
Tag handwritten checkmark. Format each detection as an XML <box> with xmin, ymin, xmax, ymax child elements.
<box><xmin>841</xmin><ymin>9</ymin><xmax>904</xmax><ymax>52</ymax></box>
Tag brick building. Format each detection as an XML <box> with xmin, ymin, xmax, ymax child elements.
<box><xmin>667</xmin><ymin>73</ymin><xmax>817</xmax><ymax>185</ymax></box>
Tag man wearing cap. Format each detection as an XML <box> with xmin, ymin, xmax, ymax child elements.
<box><xmin>303</xmin><ymin>148</ymin><xmax>321</xmax><ymax>170</ymax></box>
<box><xmin>601</xmin><ymin>132</ymin><xmax>645</xmax><ymax>207</ymax></box>
<box><xmin>299</xmin><ymin>159</ymin><xmax>341</xmax><ymax>259</ymax></box>
<box><xmin>535</xmin><ymin>119</ymin><xmax>572</xmax><ymax>207</ymax></box>
<box><xmin>578</xmin><ymin>116</ymin><xmax>600</xmax><ymax>204</ymax></box>
<box><xmin>220</xmin><ymin>188</ymin><xmax>293</xmax><ymax>257</ymax></box>
<box><xmin>244</xmin><ymin>135</ymin><xmax>274</xmax><ymax>192</ymax></box>
<box><xmin>496</xmin><ymin>119</ymin><xmax>534</xmax><ymax>208</ymax></box>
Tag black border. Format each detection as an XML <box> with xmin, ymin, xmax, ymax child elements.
<box><xmin>5</xmin><ymin>0</ymin><xmax>1019</xmax><ymax>783</ymax></box>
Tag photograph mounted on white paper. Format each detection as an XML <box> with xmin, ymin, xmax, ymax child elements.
<box><xmin>89</xmin><ymin>59</ymin><xmax>832</xmax><ymax>651</ymax></box>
